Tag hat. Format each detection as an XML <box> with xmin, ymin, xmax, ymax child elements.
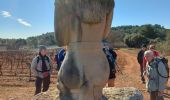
<box><xmin>39</xmin><ymin>45</ymin><xmax>47</xmax><ymax>52</ymax></box>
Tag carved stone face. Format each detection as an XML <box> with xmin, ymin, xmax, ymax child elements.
<box><xmin>54</xmin><ymin>0</ymin><xmax>114</xmax><ymax>46</ymax></box>
<box><xmin>78</xmin><ymin>0</ymin><xmax>115</xmax><ymax>24</ymax></box>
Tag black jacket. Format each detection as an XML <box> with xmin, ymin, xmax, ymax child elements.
<box><xmin>137</xmin><ymin>50</ymin><xmax>145</xmax><ymax>64</ymax></box>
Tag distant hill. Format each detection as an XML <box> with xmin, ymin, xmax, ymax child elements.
<box><xmin>26</xmin><ymin>32</ymin><xmax>56</xmax><ymax>48</ymax></box>
<box><xmin>0</xmin><ymin>24</ymin><xmax>169</xmax><ymax>50</ymax></box>
<box><xmin>109</xmin><ymin>24</ymin><xmax>170</xmax><ymax>53</ymax></box>
<box><xmin>107</xmin><ymin>24</ymin><xmax>167</xmax><ymax>48</ymax></box>
<box><xmin>0</xmin><ymin>32</ymin><xmax>56</xmax><ymax>50</ymax></box>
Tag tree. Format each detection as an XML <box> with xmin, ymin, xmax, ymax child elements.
<box><xmin>15</xmin><ymin>39</ymin><xmax>27</xmax><ymax>49</ymax></box>
<box><xmin>140</xmin><ymin>24</ymin><xmax>166</xmax><ymax>40</ymax></box>
<box><xmin>140</xmin><ymin>24</ymin><xmax>156</xmax><ymax>39</ymax></box>
<box><xmin>124</xmin><ymin>34</ymin><xmax>149</xmax><ymax>48</ymax></box>
<box><xmin>106</xmin><ymin>31</ymin><xmax>124</xmax><ymax>43</ymax></box>
<box><xmin>27</xmin><ymin>37</ymin><xmax>38</xmax><ymax>48</ymax></box>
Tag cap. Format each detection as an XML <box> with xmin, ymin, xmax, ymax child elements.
<box><xmin>39</xmin><ymin>45</ymin><xmax>47</xmax><ymax>52</ymax></box>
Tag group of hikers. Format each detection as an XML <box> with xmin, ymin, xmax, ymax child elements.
<box><xmin>137</xmin><ymin>44</ymin><xmax>169</xmax><ymax>100</ymax></box>
<box><xmin>31</xmin><ymin>44</ymin><xmax>118</xmax><ymax>95</ymax></box>
<box><xmin>31</xmin><ymin>43</ymin><xmax>169</xmax><ymax>100</ymax></box>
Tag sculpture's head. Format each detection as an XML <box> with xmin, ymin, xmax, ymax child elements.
<box><xmin>54</xmin><ymin>0</ymin><xmax>115</xmax><ymax>46</ymax></box>
<box><xmin>78</xmin><ymin>0</ymin><xmax>115</xmax><ymax>24</ymax></box>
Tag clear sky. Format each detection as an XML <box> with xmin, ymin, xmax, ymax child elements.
<box><xmin>0</xmin><ymin>0</ymin><xmax>170</xmax><ymax>39</ymax></box>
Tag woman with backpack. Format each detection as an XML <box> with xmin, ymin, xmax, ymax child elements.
<box><xmin>31</xmin><ymin>45</ymin><xmax>52</xmax><ymax>95</ymax></box>
<box><xmin>144</xmin><ymin>50</ymin><xmax>168</xmax><ymax>100</ymax></box>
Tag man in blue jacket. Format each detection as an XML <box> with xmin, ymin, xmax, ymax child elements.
<box><xmin>55</xmin><ymin>48</ymin><xmax>66</xmax><ymax>71</ymax></box>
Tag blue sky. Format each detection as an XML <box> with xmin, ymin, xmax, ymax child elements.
<box><xmin>0</xmin><ymin>0</ymin><xmax>170</xmax><ymax>39</ymax></box>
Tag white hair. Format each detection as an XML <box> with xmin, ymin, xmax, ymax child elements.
<box><xmin>144</xmin><ymin>50</ymin><xmax>154</xmax><ymax>57</ymax></box>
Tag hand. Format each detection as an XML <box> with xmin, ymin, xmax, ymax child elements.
<box><xmin>43</xmin><ymin>72</ymin><xmax>49</xmax><ymax>77</ymax></box>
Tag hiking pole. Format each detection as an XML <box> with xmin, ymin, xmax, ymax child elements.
<box><xmin>114</xmin><ymin>61</ymin><xmax>123</xmax><ymax>75</ymax></box>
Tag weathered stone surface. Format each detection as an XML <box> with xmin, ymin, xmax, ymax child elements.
<box><xmin>103</xmin><ymin>87</ymin><xmax>143</xmax><ymax>100</ymax></box>
<box><xmin>32</xmin><ymin>88</ymin><xmax>59</xmax><ymax>100</ymax></box>
<box><xmin>32</xmin><ymin>87</ymin><xmax>143</xmax><ymax>100</ymax></box>
<box><xmin>54</xmin><ymin>0</ymin><xmax>115</xmax><ymax>99</ymax></box>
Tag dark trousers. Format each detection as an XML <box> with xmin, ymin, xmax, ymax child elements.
<box><xmin>140</xmin><ymin>63</ymin><xmax>145</xmax><ymax>82</ymax></box>
<box><xmin>150</xmin><ymin>91</ymin><xmax>164</xmax><ymax>100</ymax></box>
<box><xmin>35</xmin><ymin>75</ymin><xmax>50</xmax><ymax>95</ymax></box>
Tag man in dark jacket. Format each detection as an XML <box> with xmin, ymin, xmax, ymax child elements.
<box><xmin>137</xmin><ymin>44</ymin><xmax>147</xmax><ymax>84</ymax></box>
<box><xmin>55</xmin><ymin>48</ymin><xmax>66</xmax><ymax>71</ymax></box>
<box><xmin>103</xmin><ymin>46</ymin><xmax>117</xmax><ymax>87</ymax></box>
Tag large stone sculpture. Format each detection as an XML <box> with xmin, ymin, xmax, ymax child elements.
<box><xmin>54</xmin><ymin>0</ymin><xmax>115</xmax><ymax>99</ymax></box>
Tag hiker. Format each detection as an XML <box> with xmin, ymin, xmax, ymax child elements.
<box><xmin>31</xmin><ymin>45</ymin><xmax>52</xmax><ymax>95</ymax></box>
<box><xmin>103</xmin><ymin>46</ymin><xmax>117</xmax><ymax>87</ymax></box>
<box><xmin>137</xmin><ymin>44</ymin><xmax>147</xmax><ymax>84</ymax></box>
<box><xmin>55</xmin><ymin>48</ymin><xmax>66</xmax><ymax>71</ymax></box>
<box><xmin>144</xmin><ymin>50</ymin><xmax>168</xmax><ymax>100</ymax></box>
<box><xmin>143</xmin><ymin>44</ymin><xmax>160</xmax><ymax>71</ymax></box>
<box><xmin>149</xmin><ymin>44</ymin><xmax>160</xmax><ymax>57</ymax></box>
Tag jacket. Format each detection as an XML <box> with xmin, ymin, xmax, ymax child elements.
<box><xmin>137</xmin><ymin>49</ymin><xmax>145</xmax><ymax>64</ymax></box>
<box><xmin>31</xmin><ymin>55</ymin><xmax>52</xmax><ymax>78</ymax></box>
<box><xmin>146</xmin><ymin>58</ymin><xmax>168</xmax><ymax>92</ymax></box>
<box><xmin>55</xmin><ymin>48</ymin><xmax>66</xmax><ymax>70</ymax></box>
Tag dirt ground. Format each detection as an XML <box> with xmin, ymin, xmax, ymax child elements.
<box><xmin>115</xmin><ymin>49</ymin><xmax>170</xmax><ymax>100</ymax></box>
<box><xmin>0</xmin><ymin>49</ymin><xmax>169</xmax><ymax>100</ymax></box>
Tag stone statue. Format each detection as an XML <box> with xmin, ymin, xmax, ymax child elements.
<box><xmin>54</xmin><ymin>0</ymin><xmax>115</xmax><ymax>100</ymax></box>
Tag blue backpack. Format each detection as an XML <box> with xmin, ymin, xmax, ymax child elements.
<box><xmin>103</xmin><ymin>47</ymin><xmax>117</xmax><ymax>73</ymax></box>
<box><xmin>55</xmin><ymin>49</ymin><xmax>66</xmax><ymax>71</ymax></box>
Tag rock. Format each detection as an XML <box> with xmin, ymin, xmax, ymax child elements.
<box><xmin>54</xmin><ymin>0</ymin><xmax>115</xmax><ymax>99</ymax></box>
<box><xmin>32</xmin><ymin>87</ymin><xmax>143</xmax><ymax>100</ymax></box>
<box><xmin>32</xmin><ymin>88</ymin><xmax>59</xmax><ymax>100</ymax></box>
<box><xmin>103</xmin><ymin>87</ymin><xmax>143</xmax><ymax>100</ymax></box>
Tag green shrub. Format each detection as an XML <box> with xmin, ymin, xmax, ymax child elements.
<box><xmin>124</xmin><ymin>34</ymin><xmax>149</xmax><ymax>48</ymax></box>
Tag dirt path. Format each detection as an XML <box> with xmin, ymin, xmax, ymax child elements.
<box><xmin>115</xmin><ymin>49</ymin><xmax>170</xmax><ymax>100</ymax></box>
<box><xmin>0</xmin><ymin>73</ymin><xmax>58</xmax><ymax>100</ymax></box>
<box><xmin>0</xmin><ymin>49</ymin><xmax>169</xmax><ymax>100</ymax></box>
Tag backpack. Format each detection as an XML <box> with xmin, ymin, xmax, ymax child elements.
<box><xmin>137</xmin><ymin>50</ymin><xmax>145</xmax><ymax>64</ymax></box>
<box><xmin>156</xmin><ymin>57</ymin><xmax>169</xmax><ymax>78</ymax></box>
<box><xmin>37</xmin><ymin>56</ymin><xmax>50</xmax><ymax>64</ymax></box>
<box><xmin>55</xmin><ymin>49</ymin><xmax>66</xmax><ymax>71</ymax></box>
<box><xmin>36</xmin><ymin>56</ymin><xmax>51</xmax><ymax>73</ymax></box>
<box><xmin>103</xmin><ymin>48</ymin><xmax>117</xmax><ymax>73</ymax></box>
